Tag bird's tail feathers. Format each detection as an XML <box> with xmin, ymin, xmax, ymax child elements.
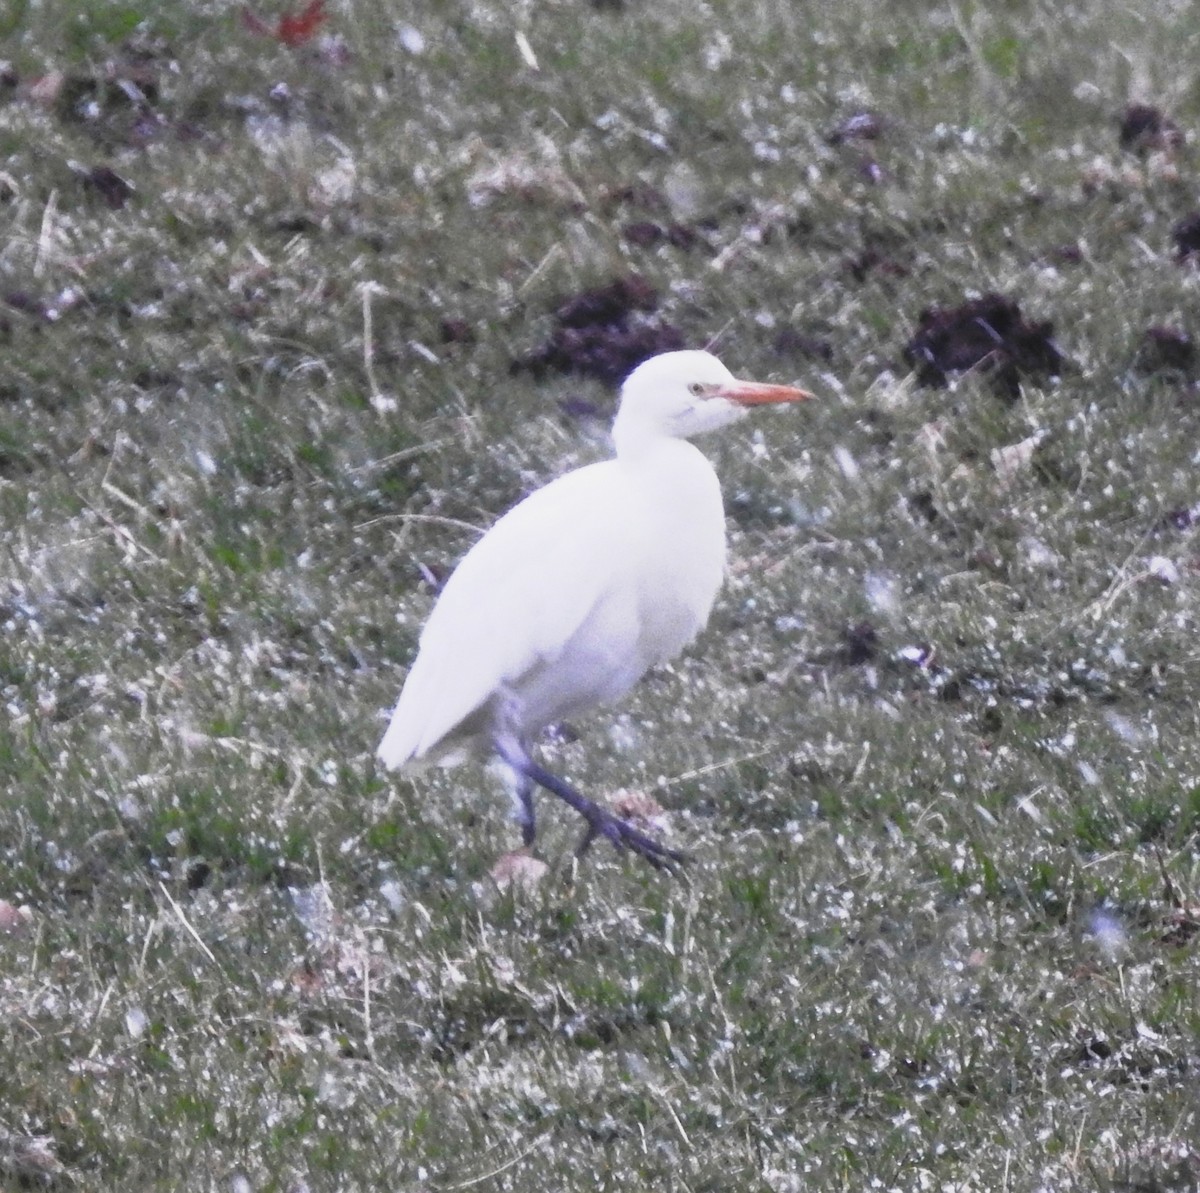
<box><xmin>377</xmin><ymin>710</ymin><xmax>471</xmax><ymax>771</ymax></box>
<box><xmin>376</xmin><ymin>716</ymin><xmax>419</xmax><ymax>771</ymax></box>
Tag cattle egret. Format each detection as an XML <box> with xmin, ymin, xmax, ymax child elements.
<box><xmin>378</xmin><ymin>349</ymin><xmax>813</xmax><ymax>869</ymax></box>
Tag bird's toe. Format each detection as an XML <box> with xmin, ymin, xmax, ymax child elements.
<box><xmin>607</xmin><ymin>814</ymin><xmax>686</xmax><ymax>871</ymax></box>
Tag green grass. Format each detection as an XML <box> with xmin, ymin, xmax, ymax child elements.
<box><xmin>4</xmin><ymin>0</ymin><xmax>1200</xmax><ymax>1188</ymax></box>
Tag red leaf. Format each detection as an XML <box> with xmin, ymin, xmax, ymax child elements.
<box><xmin>241</xmin><ymin>0</ymin><xmax>328</xmax><ymax>48</ymax></box>
<box><xmin>277</xmin><ymin>0</ymin><xmax>328</xmax><ymax>47</ymax></box>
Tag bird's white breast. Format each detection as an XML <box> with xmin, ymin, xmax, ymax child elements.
<box><xmin>493</xmin><ymin>439</ymin><xmax>727</xmax><ymax>736</ymax></box>
<box><xmin>378</xmin><ymin>439</ymin><xmax>728</xmax><ymax>766</ymax></box>
<box><xmin>621</xmin><ymin>438</ymin><xmax>727</xmax><ymax>666</ymax></box>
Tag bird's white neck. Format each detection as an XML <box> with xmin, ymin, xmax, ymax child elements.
<box><xmin>612</xmin><ymin>410</ymin><xmax>699</xmax><ymax>459</ymax></box>
<box><xmin>611</xmin><ymin>412</ymin><xmax>664</xmax><ymax>460</ymax></box>
<box><xmin>611</xmin><ymin>395</ymin><xmax>746</xmax><ymax>459</ymax></box>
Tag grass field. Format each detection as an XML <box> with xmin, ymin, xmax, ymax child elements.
<box><xmin>5</xmin><ymin>0</ymin><xmax>1200</xmax><ymax>1188</ymax></box>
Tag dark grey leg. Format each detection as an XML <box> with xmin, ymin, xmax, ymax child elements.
<box><xmin>494</xmin><ymin>737</ymin><xmax>686</xmax><ymax>872</ymax></box>
<box><xmin>514</xmin><ymin>772</ymin><xmax>536</xmax><ymax>847</ymax></box>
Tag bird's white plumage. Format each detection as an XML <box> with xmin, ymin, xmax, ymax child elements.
<box><xmin>378</xmin><ymin>440</ymin><xmax>723</xmax><ymax>767</ymax></box>
<box><xmin>377</xmin><ymin>349</ymin><xmax>810</xmax><ymax>788</ymax></box>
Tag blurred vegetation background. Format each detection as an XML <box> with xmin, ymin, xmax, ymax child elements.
<box><xmin>4</xmin><ymin>1</ymin><xmax>1200</xmax><ymax>1189</ymax></box>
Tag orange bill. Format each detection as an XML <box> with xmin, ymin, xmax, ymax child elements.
<box><xmin>715</xmin><ymin>379</ymin><xmax>815</xmax><ymax>405</ymax></box>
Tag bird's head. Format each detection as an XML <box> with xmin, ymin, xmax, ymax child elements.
<box><xmin>612</xmin><ymin>349</ymin><xmax>813</xmax><ymax>452</ymax></box>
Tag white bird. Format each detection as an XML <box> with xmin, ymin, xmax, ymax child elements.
<box><xmin>378</xmin><ymin>349</ymin><xmax>813</xmax><ymax>869</ymax></box>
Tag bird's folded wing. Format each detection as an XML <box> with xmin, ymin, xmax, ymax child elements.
<box><xmin>378</xmin><ymin>462</ymin><xmax>637</xmax><ymax>767</ymax></box>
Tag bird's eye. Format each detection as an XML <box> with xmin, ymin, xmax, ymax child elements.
<box><xmin>688</xmin><ymin>382</ymin><xmax>707</xmax><ymax>397</ymax></box>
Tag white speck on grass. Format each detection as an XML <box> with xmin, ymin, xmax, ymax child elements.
<box><xmin>1088</xmin><ymin>908</ymin><xmax>1127</xmax><ymax>959</ymax></box>
<box><xmin>865</xmin><ymin>572</ymin><xmax>897</xmax><ymax>613</ymax></box>
<box><xmin>381</xmin><ymin>878</ymin><xmax>405</xmax><ymax>916</ymax></box>
<box><xmin>608</xmin><ymin>716</ymin><xmax>640</xmax><ymax>754</ymax></box>
<box><xmin>290</xmin><ymin>884</ymin><xmax>335</xmax><ymax>942</ymax></box>
<box><xmin>125</xmin><ymin>1006</ymin><xmax>149</xmax><ymax>1039</ymax></box>
<box><xmin>1148</xmin><ymin>555</ymin><xmax>1179</xmax><ymax>583</ymax></box>
<box><xmin>1105</xmin><ymin>710</ymin><xmax>1142</xmax><ymax>744</ymax></box>
<box><xmin>664</xmin><ymin>161</ymin><xmax>704</xmax><ymax>220</ymax></box>
<box><xmin>318</xmin><ymin>1070</ymin><xmax>357</xmax><ymax>1110</ymax></box>
<box><xmin>785</xmin><ymin>499</ymin><xmax>830</xmax><ymax>526</ymax></box>
<box><xmin>1022</xmin><ymin>536</ymin><xmax>1057</xmax><ymax>567</ymax></box>
<box><xmin>818</xmin><ymin>370</ymin><xmax>846</xmax><ymax>397</ymax></box>
<box><xmin>703</xmin><ymin>31</ymin><xmax>733</xmax><ymax>70</ymax></box>
<box><xmin>396</xmin><ymin>24</ymin><xmax>425</xmax><ymax>54</ymax></box>
<box><xmin>45</xmin><ymin>286</ymin><xmax>83</xmax><ymax>321</ymax></box>
<box><xmin>832</xmin><ymin>445</ymin><xmax>859</xmax><ymax>480</ymax></box>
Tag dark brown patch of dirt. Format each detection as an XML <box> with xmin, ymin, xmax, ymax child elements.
<box><xmin>554</xmin><ymin>275</ymin><xmax>658</xmax><ymax>328</ymax></box>
<box><xmin>1136</xmin><ymin>326</ymin><xmax>1194</xmax><ymax>374</ymax></box>
<box><xmin>81</xmin><ymin>165</ymin><xmax>133</xmax><ymax>209</ymax></box>
<box><xmin>1172</xmin><ymin>214</ymin><xmax>1200</xmax><ymax>262</ymax></box>
<box><xmin>902</xmin><ymin>293</ymin><xmax>1065</xmax><ymax>395</ymax></box>
<box><xmin>663</xmin><ymin>224</ymin><xmax>701</xmax><ymax>250</ymax></box>
<box><xmin>25</xmin><ymin>35</ymin><xmax>176</xmax><ymax>152</ymax></box>
<box><xmin>601</xmin><ymin>183</ymin><xmax>669</xmax><ymax>215</ymax></box>
<box><xmin>1159</xmin><ymin>504</ymin><xmax>1200</xmax><ymax>532</ymax></box>
<box><xmin>1041</xmin><ymin>243</ymin><xmax>1085</xmax><ymax>266</ymax></box>
<box><xmin>272</xmin><ymin>213</ymin><xmax>320</xmax><ymax>235</ymax></box>
<box><xmin>908</xmin><ymin>490</ymin><xmax>940</xmax><ymax>523</ymax></box>
<box><xmin>838</xmin><ymin>622</ymin><xmax>879</xmax><ymax>665</ymax></box>
<box><xmin>1119</xmin><ymin>103</ymin><xmax>1184</xmax><ymax>155</ymax></box>
<box><xmin>845</xmin><ymin>247</ymin><xmax>910</xmax><ymax>284</ymax></box>
<box><xmin>517</xmin><ymin>323</ymin><xmax>686</xmax><ymax>386</ymax></box>
<box><xmin>772</xmin><ymin>328</ymin><xmax>833</xmax><ymax>361</ymax></box>
<box><xmin>621</xmin><ymin>221</ymin><xmax>704</xmax><ymax>251</ymax></box>
<box><xmin>514</xmin><ymin>274</ymin><xmax>686</xmax><ymax>384</ymax></box>
<box><xmin>5</xmin><ymin>292</ymin><xmax>49</xmax><ymax>321</ymax></box>
<box><xmin>1160</xmin><ymin>911</ymin><xmax>1200</xmax><ymax>946</ymax></box>
<box><xmin>439</xmin><ymin>318</ymin><xmax>475</xmax><ymax>345</ymax></box>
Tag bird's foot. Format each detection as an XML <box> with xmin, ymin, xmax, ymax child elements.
<box><xmin>576</xmin><ymin>809</ymin><xmax>687</xmax><ymax>872</ymax></box>
<box><xmin>498</xmin><ymin>744</ymin><xmax>686</xmax><ymax>873</ymax></box>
